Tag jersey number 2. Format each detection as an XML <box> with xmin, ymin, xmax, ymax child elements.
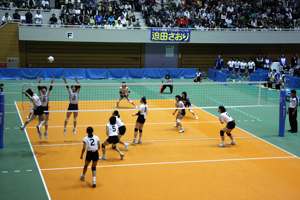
<box><xmin>90</xmin><ymin>139</ymin><xmax>95</xmax><ymax>146</ymax></box>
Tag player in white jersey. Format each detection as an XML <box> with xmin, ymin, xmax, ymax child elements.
<box><xmin>80</xmin><ymin>127</ymin><xmax>100</xmax><ymax>187</ymax></box>
<box><xmin>239</xmin><ymin>59</ymin><xmax>247</xmax><ymax>82</ymax></box>
<box><xmin>246</xmin><ymin>58</ymin><xmax>256</xmax><ymax>82</ymax></box>
<box><xmin>233</xmin><ymin>58</ymin><xmax>240</xmax><ymax>82</ymax></box>
<box><xmin>99</xmin><ymin>117</ymin><xmax>124</xmax><ymax>160</ymax></box>
<box><xmin>227</xmin><ymin>57</ymin><xmax>234</xmax><ymax>81</ymax></box>
<box><xmin>132</xmin><ymin>96</ymin><xmax>148</xmax><ymax>143</ymax></box>
<box><xmin>37</xmin><ymin>77</ymin><xmax>54</xmax><ymax>139</ymax></box>
<box><xmin>173</xmin><ymin>95</ymin><xmax>185</xmax><ymax>133</ymax></box>
<box><xmin>62</xmin><ymin>76</ymin><xmax>81</xmax><ymax>135</ymax></box>
<box><xmin>115</xmin><ymin>82</ymin><xmax>137</xmax><ymax>108</ymax></box>
<box><xmin>218</xmin><ymin>106</ymin><xmax>236</xmax><ymax>147</ymax></box>
<box><xmin>112</xmin><ymin>110</ymin><xmax>129</xmax><ymax>150</ymax></box>
<box><xmin>21</xmin><ymin>89</ymin><xmax>46</xmax><ymax>139</ymax></box>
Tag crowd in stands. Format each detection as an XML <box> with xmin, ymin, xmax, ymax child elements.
<box><xmin>0</xmin><ymin>0</ymin><xmax>51</xmax><ymax>11</ymax></box>
<box><xmin>141</xmin><ymin>0</ymin><xmax>300</xmax><ymax>29</ymax></box>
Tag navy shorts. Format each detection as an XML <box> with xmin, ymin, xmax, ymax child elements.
<box><xmin>120</xmin><ymin>94</ymin><xmax>128</xmax><ymax>98</ymax></box>
<box><xmin>234</xmin><ymin>68</ymin><xmax>239</xmax><ymax>72</ymax></box>
<box><xmin>86</xmin><ymin>151</ymin><xmax>99</xmax><ymax>162</ymax></box>
<box><xmin>240</xmin><ymin>69</ymin><xmax>245</xmax><ymax>73</ymax></box>
<box><xmin>119</xmin><ymin>126</ymin><xmax>126</xmax><ymax>135</ymax></box>
<box><xmin>68</xmin><ymin>103</ymin><xmax>78</xmax><ymax>111</ymax></box>
<box><xmin>226</xmin><ymin>121</ymin><xmax>236</xmax><ymax>129</ymax></box>
<box><xmin>137</xmin><ymin>115</ymin><xmax>146</xmax><ymax>124</ymax></box>
<box><xmin>107</xmin><ymin>136</ymin><xmax>119</xmax><ymax>144</ymax></box>
<box><xmin>248</xmin><ymin>69</ymin><xmax>254</xmax><ymax>74</ymax></box>
<box><xmin>228</xmin><ymin>67</ymin><xmax>233</xmax><ymax>71</ymax></box>
<box><xmin>42</xmin><ymin>105</ymin><xmax>49</xmax><ymax>115</ymax></box>
<box><xmin>34</xmin><ymin>106</ymin><xmax>44</xmax><ymax>116</ymax></box>
<box><xmin>179</xmin><ymin>110</ymin><xmax>186</xmax><ymax>117</ymax></box>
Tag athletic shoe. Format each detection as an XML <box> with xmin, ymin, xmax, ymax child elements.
<box><xmin>291</xmin><ymin>131</ymin><xmax>297</xmax><ymax>133</ymax></box>
<box><xmin>92</xmin><ymin>181</ymin><xmax>96</xmax><ymax>187</ymax></box>
<box><xmin>120</xmin><ymin>152</ymin><xmax>124</xmax><ymax>160</ymax></box>
<box><xmin>288</xmin><ymin>129</ymin><xmax>292</xmax><ymax>132</ymax></box>
<box><xmin>132</xmin><ymin>139</ymin><xmax>137</xmax><ymax>144</ymax></box>
<box><xmin>73</xmin><ymin>128</ymin><xmax>76</xmax><ymax>135</ymax></box>
<box><xmin>218</xmin><ymin>143</ymin><xmax>226</xmax><ymax>147</ymax></box>
<box><xmin>26</xmin><ymin>115</ymin><xmax>30</xmax><ymax>119</ymax></box>
<box><xmin>138</xmin><ymin>138</ymin><xmax>142</xmax><ymax>144</ymax></box>
<box><xmin>174</xmin><ymin>124</ymin><xmax>178</xmax><ymax>127</ymax></box>
<box><xmin>115</xmin><ymin>105</ymin><xmax>118</xmax><ymax>108</ymax></box>
<box><xmin>179</xmin><ymin>129</ymin><xmax>185</xmax><ymax>133</ymax></box>
<box><xmin>99</xmin><ymin>155</ymin><xmax>106</xmax><ymax>160</ymax></box>
<box><xmin>135</xmin><ymin>105</ymin><xmax>138</xmax><ymax>109</ymax></box>
<box><xmin>63</xmin><ymin>128</ymin><xmax>66</xmax><ymax>135</ymax></box>
<box><xmin>229</xmin><ymin>141</ymin><xmax>236</xmax><ymax>145</ymax></box>
<box><xmin>195</xmin><ymin>115</ymin><xmax>198</xmax><ymax>120</ymax></box>
<box><xmin>125</xmin><ymin>143</ymin><xmax>129</xmax><ymax>151</ymax></box>
<box><xmin>80</xmin><ymin>174</ymin><xmax>85</xmax><ymax>181</ymax></box>
<box><xmin>20</xmin><ymin>126</ymin><xmax>25</xmax><ymax>131</ymax></box>
<box><xmin>44</xmin><ymin>132</ymin><xmax>48</xmax><ymax>139</ymax></box>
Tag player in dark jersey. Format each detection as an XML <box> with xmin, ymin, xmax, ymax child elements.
<box><xmin>181</xmin><ymin>92</ymin><xmax>198</xmax><ymax>120</ymax></box>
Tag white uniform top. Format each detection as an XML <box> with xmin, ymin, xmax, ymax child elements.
<box><xmin>240</xmin><ymin>62</ymin><xmax>247</xmax><ymax>69</ymax></box>
<box><xmin>219</xmin><ymin>112</ymin><xmax>234</xmax><ymax>123</ymax></box>
<box><xmin>83</xmin><ymin>135</ymin><xmax>99</xmax><ymax>151</ymax></box>
<box><xmin>247</xmin><ymin>61</ymin><xmax>255</xmax><ymax>69</ymax></box>
<box><xmin>119</xmin><ymin>86</ymin><xmax>130</xmax><ymax>96</ymax></box>
<box><xmin>175</xmin><ymin>100</ymin><xmax>185</xmax><ymax>108</ymax></box>
<box><xmin>279</xmin><ymin>74</ymin><xmax>285</xmax><ymax>82</ymax></box>
<box><xmin>289</xmin><ymin>96</ymin><xmax>299</xmax><ymax>108</ymax></box>
<box><xmin>39</xmin><ymin>91</ymin><xmax>49</xmax><ymax>107</ymax></box>
<box><xmin>227</xmin><ymin>61</ymin><xmax>234</xmax><ymax>68</ymax></box>
<box><xmin>69</xmin><ymin>91</ymin><xmax>78</xmax><ymax>104</ymax></box>
<box><xmin>115</xmin><ymin>116</ymin><xmax>125</xmax><ymax>127</ymax></box>
<box><xmin>234</xmin><ymin>61</ymin><xmax>240</xmax><ymax>69</ymax></box>
<box><xmin>106</xmin><ymin>123</ymin><xmax>119</xmax><ymax>136</ymax></box>
<box><xmin>32</xmin><ymin>94</ymin><xmax>42</xmax><ymax>108</ymax></box>
<box><xmin>139</xmin><ymin>103</ymin><xmax>148</xmax><ymax>119</ymax></box>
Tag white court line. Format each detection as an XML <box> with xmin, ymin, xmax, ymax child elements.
<box><xmin>5</xmin><ymin>112</ymin><xmax>17</xmax><ymax>114</ymax></box>
<box><xmin>195</xmin><ymin>105</ymin><xmax>300</xmax><ymax>159</ymax></box>
<box><xmin>25</xmin><ymin>121</ymin><xmax>221</xmax><ymax>129</ymax></box>
<box><xmin>14</xmin><ymin>101</ymin><xmax>51</xmax><ymax>200</ymax></box>
<box><xmin>41</xmin><ymin>156</ymin><xmax>296</xmax><ymax>171</ymax></box>
<box><xmin>31</xmin><ymin>136</ymin><xmax>255</xmax><ymax>147</ymax></box>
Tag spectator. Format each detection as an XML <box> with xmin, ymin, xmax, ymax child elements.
<box><xmin>268</xmin><ymin>69</ymin><xmax>277</xmax><ymax>89</ymax></box>
<box><xmin>44</xmin><ymin>4</ymin><xmax>51</xmax><ymax>12</ymax></box>
<box><xmin>13</xmin><ymin>10</ymin><xmax>20</xmax><ymax>22</ymax></box>
<box><xmin>95</xmin><ymin>13</ymin><xmax>104</xmax><ymax>25</ymax></box>
<box><xmin>49</xmin><ymin>13</ymin><xmax>58</xmax><ymax>24</ymax></box>
<box><xmin>42</xmin><ymin>0</ymin><xmax>49</xmax><ymax>7</ymax></box>
<box><xmin>263</xmin><ymin>54</ymin><xmax>272</xmax><ymax>69</ymax></box>
<box><xmin>104</xmin><ymin>20</ymin><xmax>111</xmax><ymax>29</ymax></box>
<box><xmin>84</xmin><ymin>14</ymin><xmax>90</xmax><ymax>25</ymax></box>
<box><xmin>127</xmin><ymin>20</ymin><xmax>133</xmax><ymax>29</ymax></box>
<box><xmin>34</xmin><ymin>10</ymin><xmax>43</xmax><ymax>26</ymax></box>
<box><xmin>2</xmin><ymin>13</ymin><xmax>12</xmax><ymax>25</ymax></box>
<box><xmin>28</xmin><ymin>0</ymin><xmax>36</xmax><ymax>8</ymax></box>
<box><xmin>256</xmin><ymin>53</ymin><xmax>264</xmax><ymax>69</ymax></box>
<box><xmin>25</xmin><ymin>10</ymin><xmax>33</xmax><ymax>24</ymax></box>
<box><xmin>107</xmin><ymin>14</ymin><xmax>115</xmax><ymax>24</ymax></box>
<box><xmin>279</xmin><ymin>54</ymin><xmax>287</xmax><ymax>71</ymax></box>
<box><xmin>134</xmin><ymin>20</ymin><xmax>141</xmax><ymax>28</ymax></box>
<box><xmin>118</xmin><ymin>14</ymin><xmax>127</xmax><ymax>26</ymax></box>
<box><xmin>277</xmin><ymin>71</ymin><xmax>286</xmax><ymax>90</ymax></box>
<box><xmin>160</xmin><ymin>74</ymin><xmax>173</xmax><ymax>94</ymax></box>
<box><xmin>131</xmin><ymin>15</ymin><xmax>137</xmax><ymax>25</ymax></box>
<box><xmin>116</xmin><ymin>20</ymin><xmax>123</xmax><ymax>29</ymax></box>
<box><xmin>194</xmin><ymin>69</ymin><xmax>202</xmax><ymax>82</ymax></box>
<box><xmin>215</xmin><ymin>55</ymin><xmax>224</xmax><ymax>71</ymax></box>
<box><xmin>125</xmin><ymin>1</ymin><xmax>132</xmax><ymax>11</ymax></box>
<box><xmin>111</xmin><ymin>21</ymin><xmax>116</xmax><ymax>28</ymax></box>
<box><xmin>291</xmin><ymin>53</ymin><xmax>298</xmax><ymax>68</ymax></box>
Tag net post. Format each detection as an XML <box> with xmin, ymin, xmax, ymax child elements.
<box><xmin>258</xmin><ymin>82</ymin><xmax>261</xmax><ymax>106</ymax></box>
<box><xmin>0</xmin><ymin>84</ymin><xmax>4</xmax><ymax>148</ymax></box>
<box><xmin>279</xmin><ymin>90</ymin><xmax>287</xmax><ymax>137</ymax></box>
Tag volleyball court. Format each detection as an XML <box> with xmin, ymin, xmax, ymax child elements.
<box><xmin>16</xmin><ymin>81</ymin><xmax>300</xmax><ymax>200</ymax></box>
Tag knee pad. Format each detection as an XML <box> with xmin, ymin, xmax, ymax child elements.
<box><xmin>139</xmin><ymin>129</ymin><xmax>142</xmax><ymax>133</ymax></box>
<box><xmin>226</xmin><ymin>133</ymin><xmax>232</xmax><ymax>137</ymax></box>
<box><xmin>65</xmin><ymin>117</ymin><xmax>69</xmax><ymax>122</ymax></box>
<box><xmin>129</xmin><ymin>100</ymin><xmax>133</xmax><ymax>103</ymax></box>
<box><xmin>102</xmin><ymin>143</ymin><xmax>105</xmax><ymax>148</ymax></box>
<box><xmin>134</xmin><ymin>128</ymin><xmax>138</xmax><ymax>132</ymax></box>
<box><xmin>92</xmin><ymin>167</ymin><xmax>96</xmax><ymax>171</ymax></box>
<box><xmin>176</xmin><ymin>119</ymin><xmax>181</xmax><ymax>123</ymax></box>
<box><xmin>74</xmin><ymin>117</ymin><xmax>77</xmax><ymax>123</ymax></box>
<box><xmin>220</xmin><ymin>130</ymin><xmax>224</xmax><ymax>136</ymax></box>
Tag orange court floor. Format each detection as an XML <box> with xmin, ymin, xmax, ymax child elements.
<box><xmin>16</xmin><ymin>101</ymin><xmax>300</xmax><ymax>200</ymax></box>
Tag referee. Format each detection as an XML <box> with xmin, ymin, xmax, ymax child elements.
<box><xmin>287</xmin><ymin>90</ymin><xmax>298</xmax><ymax>133</ymax></box>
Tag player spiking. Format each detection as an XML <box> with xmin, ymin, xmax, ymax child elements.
<box><xmin>115</xmin><ymin>82</ymin><xmax>137</xmax><ymax>108</ymax></box>
<box><xmin>181</xmin><ymin>92</ymin><xmax>198</xmax><ymax>120</ymax></box>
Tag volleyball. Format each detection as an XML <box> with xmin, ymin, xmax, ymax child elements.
<box><xmin>47</xmin><ymin>56</ymin><xmax>54</xmax><ymax>63</ymax></box>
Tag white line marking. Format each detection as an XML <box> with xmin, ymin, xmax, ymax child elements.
<box><xmin>32</xmin><ymin>136</ymin><xmax>255</xmax><ymax>147</ymax></box>
<box><xmin>27</xmin><ymin>170</ymin><xmax>32</xmax><ymax>172</ymax></box>
<box><xmin>244</xmin><ymin>120</ymin><xmax>248</xmax><ymax>122</ymax></box>
<box><xmin>14</xmin><ymin>170</ymin><xmax>20</xmax><ymax>173</ymax></box>
<box><xmin>14</xmin><ymin>127</ymin><xmax>19</xmax><ymax>129</ymax></box>
<box><xmin>14</xmin><ymin>101</ymin><xmax>51</xmax><ymax>200</ymax></box>
<box><xmin>5</xmin><ymin>112</ymin><xmax>17</xmax><ymax>114</ymax></box>
<box><xmin>2</xmin><ymin>171</ymin><xmax>8</xmax><ymax>173</ymax></box>
<box><xmin>3</xmin><ymin>92</ymin><xmax>20</xmax><ymax>94</ymax></box>
<box><xmin>41</xmin><ymin>156</ymin><xmax>296</xmax><ymax>171</ymax></box>
<box><xmin>25</xmin><ymin>121</ymin><xmax>221</xmax><ymax>129</ymax></box>
<box><xmin>196</xmin><ymin>105</ymin><xmax>300</xmax><ymax>159</ymax></box>
<box><xmin>5</xmin><ymin>104</ymin><xmax>15</xmax><ymax>105</ymax></box>
<box><xmin>5</xmin><ymin>128</ymin><xmax>9</xmax><ymax>129</ymax></box>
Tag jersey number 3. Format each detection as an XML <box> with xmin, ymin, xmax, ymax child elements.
<box><xmin>90</xmin><ymin>139</ymin><xmax>95</xmax><ymax>146</ymax></box>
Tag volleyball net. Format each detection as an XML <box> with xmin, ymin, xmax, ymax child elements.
<box><xmin>21</xmin><ymin>82</ymin><xmax>268</xmax><ymax>112</ymax></box>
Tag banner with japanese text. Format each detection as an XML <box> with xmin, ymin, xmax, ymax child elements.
<box><xmin>150</xmin><ymin>28</ymin><xmax>191</xmax><ymax>42</ymax></box>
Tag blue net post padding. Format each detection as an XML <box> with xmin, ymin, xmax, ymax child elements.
<box><xmin>279</xmin><ymin>90</ymin><xmax>286</xmax><ymax>137</ymax></box>
<box><xmin>0</xmin><ymin>93</ymin><xmax>4</xmax><ymax>148</ymax></box>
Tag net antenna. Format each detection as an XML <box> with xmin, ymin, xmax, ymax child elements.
<box><xmin>21</xmin><ymin>81</ymin><xmax>268</xmax><ymax>113</ymax></box>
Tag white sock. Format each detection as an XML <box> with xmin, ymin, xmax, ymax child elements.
<box><xmin>222</xmin><ymin>141</ymin><xmax>225</xmax><ymax>144</ymax></box>
<box><xmin>93</xmin><ymin>176</ymin><xmax>96</xmax><ymax>182</ymax></box>
<box><xmin>232</xmin><ymin>139</ymin><xmax>235</xmax><ymax>143</ymax></box>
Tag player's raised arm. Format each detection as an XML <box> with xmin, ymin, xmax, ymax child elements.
<box><xmin>47</xmin><ymin>77</ymin><xmax>54</xmax><ymax>97</ymax></box>
<box><xmin>22</xmin><ymin>91</ymin><xmax>34</xmax><ymax>101</ymax></box>
<box><xmin>62</xmin><ymin>76</ymin><xmax>71</xmax><ymax>95</ymax></box>
<box><xmin>75</xmin><ymin>76</ymin><xmax>81</xmax><ymax>95</ymax></box>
